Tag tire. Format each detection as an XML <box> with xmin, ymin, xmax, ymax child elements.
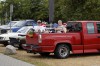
<box><xmin>54</xmin><ymin>44</ymin><xmax>70</xmax><ymax>59</ymax></box>
<box><xmin>18</xmin><ymin>39</ymin><xmax>26</xmax><ymax>49</ymax></box>
<box><xmin>3</xmin><ymin>42</ymin><xmax>8</xmax><ymax>46</ymax></box>
<box><xmin>39</xmin><ymin>52</ymin><xmax>50</xmax><ymax>56</ymax></box>
<box><xmin>18</xmin><ymin>44</ymin><xmax>23</xmax><ymax>50</ymax></box>
<box><xmin>4</xmin><ymin>44</ymin><xmax>8</xmax><ymax>46</ymax></box>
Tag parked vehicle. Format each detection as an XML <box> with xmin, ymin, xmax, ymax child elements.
<box><xmin>0</xmin><ymin>19</ymin><xmax>36</xmax><ymax>34</ymax></box>
<box><xmin>0</xmin><ymin>21</ymin><xmax>20</xmax><ymax>34</ymax></box>
<box><xmin>0</xmin><ymin>26</ymin><xmax>34</xmax><ymax>47</ymax></box>
<box><xmin>23</xmin><ymin>21</ymin><xmax>100</xmax><ymax>59</ymax></box>
<box><xmin>12</xmin><ymin>19</ymin><xmax>36</xmax><ymax>32</ymax></box>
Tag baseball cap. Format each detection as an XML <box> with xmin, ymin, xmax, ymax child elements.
<box><xmin>37</xmin><ymin>20</ymin><xmax>41</xmax><ymax>23</ymax></box>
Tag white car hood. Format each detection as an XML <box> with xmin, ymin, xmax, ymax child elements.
<box><xmin>0</xmin><ymin>33</ymin><xmax>19</xmax><ymax>37</ymax></box>
<box><xmin>0</xmin><ymin>33</ymin><xmax>25</xmax><ymax>40</ymax></box>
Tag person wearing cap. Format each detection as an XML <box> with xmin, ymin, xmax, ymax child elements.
<box><xmin>55</xmin><ymin>20</ymin><xmax>67</xmax><ymax>33</ymax></box>
<box><xmin>34</xmin><ymin>20</ymin><xmax>46</xmax><ymax>32</ymax></box>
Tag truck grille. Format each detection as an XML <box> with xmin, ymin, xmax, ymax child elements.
<box><xmin>0</xmin><ymin>37</ymin><xmax>3</xmax><ymax>40</ymax></box>
<box><xmin>9</xmin><ymin>37</ymin><xmax>20</xmax><ymax>45</ymax></box>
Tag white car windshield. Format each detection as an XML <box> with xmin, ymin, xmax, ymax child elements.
<box><xmin>7</xmin><ymin>21</ymin><xmax>17</xmax><ymax>27</ymax></box>
<box><xmin>12</xmin><ymin>21</ymin><xmax>26</xmax><ymax>27</ymax></box>
<box><xmin>17</xmin><ymin>27</ymin><xmax>29</xmax><ymax>33</ymax></box>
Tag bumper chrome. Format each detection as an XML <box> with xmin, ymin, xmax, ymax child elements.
<box><xmin>22</xmin><ymin>44</ymin><xmax>40</xmax><ymax>52</ymax></box>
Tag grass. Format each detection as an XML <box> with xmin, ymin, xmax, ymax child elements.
<box><xmin>0</xmin><ymin>45</ymin><xmax>49</xmax><ymax>66</ymax></box>
<box><xmin>1</xmin><ymin>44</ymin><xmax>100</xmax><ymax>66</ymax></box>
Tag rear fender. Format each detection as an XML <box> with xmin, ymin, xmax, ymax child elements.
<box><xmin>54</xmin><ymin>40</ymin><xmax>72</xmax><ymax>52</ymax></box>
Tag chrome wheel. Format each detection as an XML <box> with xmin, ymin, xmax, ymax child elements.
<box><xmin>54</xmin><ymin>44</ymin><xmax>70</xmax><ymax>59</ymax></box>
<box><xmin>59</xmin><ymin>46</ymin><xmax>68</xmax><ymax>57</ymax></box>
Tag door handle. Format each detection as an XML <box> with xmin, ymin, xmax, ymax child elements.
<box><xmin>97</xmin><ymin>36</ymin><xmax>100</xmax><ymax>38</ymax></box>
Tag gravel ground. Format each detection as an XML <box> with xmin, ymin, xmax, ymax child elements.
<box><xmin>0</xmin><ymin>44</ymin><xmax>100</xmax><ymax>66</ymax></box>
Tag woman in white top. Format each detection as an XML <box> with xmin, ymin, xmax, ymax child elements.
<box><xmin>55</xmin><ymin>20</ymin><xmax>67</xmax><ymax>33</ymax></box>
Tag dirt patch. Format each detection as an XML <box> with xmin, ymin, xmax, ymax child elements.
<box><xmin>0</xmin><ymin>44</ymin><xmax>100</xmax><ymax>66</ymax></box>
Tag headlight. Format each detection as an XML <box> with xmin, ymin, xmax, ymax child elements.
<box><xmin>0</xmin><ymin>37</ymin><xmax>4</xmax><ymax>40</ymax></box>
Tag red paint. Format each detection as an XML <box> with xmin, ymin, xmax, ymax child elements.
<box><xmin>23</xmin><ymin>21</ymin><xmax>100</xmax><ymax>54</ymax></box>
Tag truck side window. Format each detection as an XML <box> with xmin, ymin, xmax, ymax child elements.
<box><xmin>96</xmin><ymin>23</ymin><xmax>100</xmax><ymax>33</ymax></box>
<box><xmin>87</xmin><ymin>23</ymin><xmax>95</xmax><ymax>33</ymax></box>
<box><xmin>67</xmin><ymin>22</ymin><xmax>82</xmax><ymax>32</ymax></box>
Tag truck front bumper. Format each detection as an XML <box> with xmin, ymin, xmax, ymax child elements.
<box><xmin>22</xmin><ymin>44</ymin><xmax>54</xmax><ymax>53</ymax></box>
<box><xmin>0</xmin><ymin>40</ymin><xmax>8</xmax><ymax>45</ymax></box>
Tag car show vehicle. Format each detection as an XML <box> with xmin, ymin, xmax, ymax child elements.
<box><xmin>11</xmin><ymin>20</ymin><xmax>36</xmax><ymax>32</ymax></box>
<box><xmin>0</xmin><ymin>20</ymin><xmax>36</xmax><ymax>34</ymax></box>
<box><xmin>0</xmin><ymin>26</ymin><xmax>34</xmax><ymax>47</ymax></box>
<box><xmin>23</xmin><ymin>21</ymin><xmax>100</xmax><ymax>58</ymax></box>
<box><xmin>0</xmin><ymin>21</ymin><xmax>20</xmax><ymax>34</ymax></box>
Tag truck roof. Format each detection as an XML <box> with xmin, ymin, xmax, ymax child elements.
<box><xmin>68</xmin><ymin>21</ymin><xmax>100</xmax><ymax>22</ymax></box>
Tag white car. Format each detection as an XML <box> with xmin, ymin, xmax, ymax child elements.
<box><xmin>0</xmin><ymin>26</ymin><xmax>34</xmax><ymax>46</ymax></box>
<box><xmin>0</xmin><ymin>21</ymin><xmax>21</xmax><ymax>34</ymax></box>
<box><xmin>0</xmin><ymin>21</ymin><xmax>19</xmax><ymax>29</ymax></box>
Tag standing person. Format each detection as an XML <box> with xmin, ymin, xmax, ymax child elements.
<box><xmin>34</xmin><ymin>20</ymin><xmax>46</xmax><ymax>32</ymax></box>
<box><xmin>55</xmin><ymin>20</ymin><xmax>67</xmax><ymax>33</ymax></box>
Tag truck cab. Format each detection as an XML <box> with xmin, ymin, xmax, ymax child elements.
<box><xmin>23</xmin><ymin>21</ymin><xmax>100</xmax><ymax>59</ymax></box>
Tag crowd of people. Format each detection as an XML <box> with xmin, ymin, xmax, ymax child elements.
<box><xmin>33</xmin><ymin>20</ymin><xmax>67</xmax><ymax>33</ymax></box>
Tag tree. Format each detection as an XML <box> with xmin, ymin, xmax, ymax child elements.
<box><xmin>1</xmin><ymin>0</ymin><xmax>49</xmax><ymax>21</ymax></box>
<box><xmin>1</xmin><ymin>0</ymin><xmax>100</xmax><ymax>23</ymax></box>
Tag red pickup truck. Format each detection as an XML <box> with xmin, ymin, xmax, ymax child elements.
<box><xmin>23</xmin><ymin>21</ymin><xmax>100</xmax><ymax>59</ymax></box>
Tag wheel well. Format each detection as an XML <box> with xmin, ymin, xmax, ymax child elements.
<box><xmin>55</xmin><ymin>43</ymin><xmax>72</xmax><ymax>51</ymax></box>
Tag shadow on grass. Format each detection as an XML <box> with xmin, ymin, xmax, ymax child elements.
<box><xmin>28</xmin><ymin>52</ymin><xmax>100</xmax><ymax>59</ymax></box>
<box><xmin>0</xmin><ymin>44</ymin><xmax>5</xmax><ymax>47</ymax></box>
<box><xmin>69</xmin><ymin>53</ymin><xmax>100</xmax><ymax>58</ymax></box>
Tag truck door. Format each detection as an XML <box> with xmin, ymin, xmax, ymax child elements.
<box><xmin>83</xmin><ymin>22</ymin><xmax>100</xmax><ymax>50</ymax></box>
<box><xmin>96</xmin><ymin>22</ymin><xmax>100</xmax><ymax>46</ymax></box>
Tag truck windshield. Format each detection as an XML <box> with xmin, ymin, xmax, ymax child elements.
<box><xmin>7</xmin><ymin>21</ymin><xmax>17</xmax><ymax>27</ymax></box>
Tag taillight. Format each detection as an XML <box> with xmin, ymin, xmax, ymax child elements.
<box><xmin>38</xmin><ymin>34</ymin><xmax>42</xmax><ymax>43</ymax></box>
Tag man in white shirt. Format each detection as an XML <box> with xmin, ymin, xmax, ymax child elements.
<box><xmin>34</xmin><ymin>20</ymin><xmax>46</xmax><ymax>32</ymax></box>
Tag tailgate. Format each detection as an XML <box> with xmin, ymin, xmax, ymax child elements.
<box><xmin>26</xmin><ymin>33</ymin><xmax>39</xmax><ymax>45</ymax></box>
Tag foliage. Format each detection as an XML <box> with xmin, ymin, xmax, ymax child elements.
<box><xmin>0</xmin><ymin>0</ymin><xmax>100</xmax><ymax>23</ymax></box>
<box><xmin>54</xmin><ymin>0</ymin><xmax>100</xmax><ymax>21</ymax></box>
